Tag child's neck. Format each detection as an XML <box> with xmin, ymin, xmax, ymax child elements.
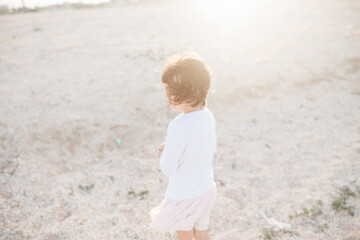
<box><xmin>183</xmin><ymin>105</ymin><xmax>204</xmax><ymax>114</ymax></box>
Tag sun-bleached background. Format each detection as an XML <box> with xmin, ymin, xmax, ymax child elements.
<box><xmin>1</xmin><ymin>0</ymin><xmax>359</xmax><ymax>239</ymax></box>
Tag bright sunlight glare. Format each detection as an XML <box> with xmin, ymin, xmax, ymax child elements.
<box><xmin>202</xmin><ymin>0</ymin><xmax>268</xmax><ymax>21</ymax></box>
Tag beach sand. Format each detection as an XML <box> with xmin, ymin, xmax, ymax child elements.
<box><xmin>0</xmin><ymin>0</ymin><xmax>360</xmax><ymax>239</ymax></box>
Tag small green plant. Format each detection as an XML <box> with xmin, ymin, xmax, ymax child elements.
<box><xmin>331</xmin><ymin>197</ymin><xmax>346</xmax><ymax>210</ymax></box>
<box><xmin>310</xmin><ymin>206</ymin><xmax>322</xmax><ymax>218</ymax></box>
<box><xmin>262</xmin><ymin>227</ymin><xmax>275</xmax><ymax>240</ymax></box>
<box><xmin>261</xmin><ymin>226</ymin><xmax>300</xmax><ymax>240</ymax></box>
<box><xmin>128</xmin><ymin>190</ymin><xmax>149</xmax><ymax>200</ymax></box>
<box><xmin>340</xmin><ymin>186</ymin><xmax>356</xmax><ymax>197</ymax></box>
<box><xmin>302</xmin><ymin>207</ymin><xmax>309</xmax><ymax>216</ymax></box>
<box><xmin>331</xmin><ymin>196</ymin><xmax>355</xmax><ymax>216</ymax></box>
<box><xmin>78</xmin><ymin>183</ymin><xmax>95</xmax><ymax>192</ymax></box>
<box><xmin>139</xmin><ymin>190</ymin><xmax>149</xmax><ymax>196</ymax></box>
<box><xmin>331</xmin><ymin>183</ymin><xmax>357</xmax><ymax>216</ymax></box>
<box><xmin>293</xmin><ymin>200</ymin><xmax>323</xmax><ymax>218</ymax></box>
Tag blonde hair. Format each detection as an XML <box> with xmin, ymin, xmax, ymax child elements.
<box><xmin>161</xmin><ymin>52</ymin><xmax>212</xmax><ymax>107</ymax></box>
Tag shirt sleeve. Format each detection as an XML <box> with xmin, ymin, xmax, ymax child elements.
<box><xmin>211</xmin><ymin>111</ymin><xmax>217</xmax><ymax>154</ymax></box>
<box><xmin>159</xmin><ymin>122</ymin><xmax>185</xmax><ymax>177</ymax></box>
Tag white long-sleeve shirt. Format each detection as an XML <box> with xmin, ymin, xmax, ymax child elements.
<box><xmin>159</xmin><ymin>106</ymin><xmax>217</xmax><ymax>199</ymax></box>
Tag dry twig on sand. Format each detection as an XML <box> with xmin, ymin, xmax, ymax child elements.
<box><xmin>259</xmin><ymin>210</ymin><xmax>299</xmax><ymax>240</ymax></box>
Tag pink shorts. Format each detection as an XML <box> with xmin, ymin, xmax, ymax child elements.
<box><xmin>149</xmin><ymin>186</ymin><xmax>217</xmax><ymax>233</ymax></box>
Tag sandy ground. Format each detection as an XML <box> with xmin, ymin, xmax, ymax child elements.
<box><xmin>1</xmin><ymin>0</ymin><xmax>360</xmax><ymax>239</ymax></box>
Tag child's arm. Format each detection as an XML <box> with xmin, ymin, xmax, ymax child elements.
<box><xmin>159</xmin><ymin>122</ymin><xmax>185</xmax><ymax>177</ymax></box>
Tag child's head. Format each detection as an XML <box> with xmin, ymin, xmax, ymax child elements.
<box><xmin>161</xmin><ymin>52</ymin><xmax>212</xmax><ymax>111</ymax></box>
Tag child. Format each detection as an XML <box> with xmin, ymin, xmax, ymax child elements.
<box><xmin>149</xmin><ymin>52</ymin><xmax>217</xmax><ymax>240</ymax></box>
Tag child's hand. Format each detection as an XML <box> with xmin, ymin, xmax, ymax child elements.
<box><xmin>158</xmin><ymin>143</ymin><xmax>166</xmax><ymax>158</ymax></box>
